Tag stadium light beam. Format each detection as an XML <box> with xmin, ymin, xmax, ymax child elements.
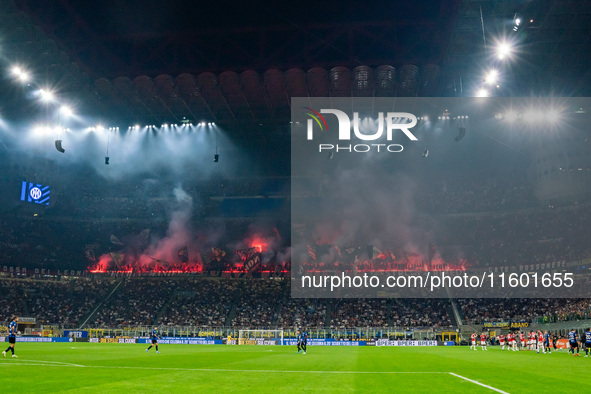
<box><xmin>496</xmin><ymin>41</ymin><xmax>513</xmax><ymax>60</ymax></box>
<box><xmin>11</xmin><ymin>66</ymin><xmax>30</xmax><ymax>83</ymax></box>
<box><xmin>484</xmin><ymin>70</ymin><xmax>499</xmax><ymax>85</ymax></box>
<box><xmin>523</xmin><ymin>110</ymin><xmax>542</xmax><ymax>123</ymax></box>
<box><xmin>545</xmin><ymin>109</ymin><xmax>561</xmax><ymax>124</ymax></box>
<box><xmin>38</xmin><ymin>89</ymin><xmax>55</xmax><ymax>103</ymax></box>
<box><xmin>60</xmin><ymin>105</ymin><xmax>73</xmax><ymax>118</ymax></box>
<box><xmin>476</xmin><ymin>88</ymin><xmax>489</xmax><ymax>98</ymax></box>
<box><xmin>504</xmin><ymin>110</ymin><xmax>518</xmax><ymax>123</ymax></box>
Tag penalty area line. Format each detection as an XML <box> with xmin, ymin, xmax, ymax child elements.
<box><xmin>449</xmin><ymin>372</ymin><xmax>509</xmax><ymax>394</ymax></box>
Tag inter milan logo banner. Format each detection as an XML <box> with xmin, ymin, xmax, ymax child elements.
<box><xmin>20</xmin><ymin>181</ymin><xmax>51</xmax><ymax>205</ymax></box>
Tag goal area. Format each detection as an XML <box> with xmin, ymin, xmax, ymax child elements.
<box><xmin>238</xmin><ymin>329</ymin><xmax>284</xmax><ymax>345</ymax></box>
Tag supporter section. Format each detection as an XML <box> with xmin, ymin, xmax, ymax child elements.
<box><xmin>1</xmin><ymin>276</ymin><xmax>589</xmax><ymax>330</ymax></box>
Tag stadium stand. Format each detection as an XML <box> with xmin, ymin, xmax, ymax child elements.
<box><xmin>2</xmin><ymin>276</ymin><xmax>589</xmax><ymax>332</ymax></box>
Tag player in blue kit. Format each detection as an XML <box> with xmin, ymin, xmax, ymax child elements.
<box><xmin>584</xmin><ymin>328</ymin><xmax>591</xmax><ymax>357</ymax></box>
<box><xmin>544</xmin><ymin>330</ymin><xmax>551</xmax><ymax>354</ymax></box>
<box><xmin>2</xmin><ymin>316</ymin><xmax>18</xmax><ymax>358</ymax></box>
<box><xmin>301</xmin><ymin>329</ymin><xmax>308</xmax><ymax>354</ymax></box>
<box><xmin>146</xmin><ymin>326</ymin><xmax>160</xmax><ymax>353</ymax></box>
<box><xmin>568</xmin><ymin>329</ymin><xmax>580</xmax><ymax>356</ymax></box>
<box><xmin>296</xmin><ymin>330</ymin><xmax>303</xmax><ymax>353</ymax></box>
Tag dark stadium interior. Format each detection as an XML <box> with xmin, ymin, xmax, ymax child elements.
<box><xmin>1</xmin><ymin>0</ymin><xmax>591</xmax><ymax>344</ymax></box>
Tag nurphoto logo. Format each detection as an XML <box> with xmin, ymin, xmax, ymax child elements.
<box><xmin>305</xmin><ymin>108</ymin><xmax>419</xmax><ymax>153</ymax></box>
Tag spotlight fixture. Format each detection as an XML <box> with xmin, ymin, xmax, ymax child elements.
<box><xmin>484</xmin><ymin>70</ymin><xmax>499</xmax><ymax>85</ymax></box>
<box><xmin>214</xmin><ymin>128</ymin><xmax>219</xmax><ymax>162</ymax></box>
<box><xmin>11</xmin><ymin>66</ymin><xmax>30</xmax><ymax>82</ymax></box>
<box><xmin>476</xmin><ymin>88</ymin><xmax>489</xmax><ymax>97</ymax></box>
<box><xmin>422</xmin><ymin>149</ymin><xmax>429</xmax><ymax>158</ymax></box>
<box><xmin>495</xmin><ymin>41</ymin><xmax>513</xmax><ymax>60</ymax></box>
<box><xmin>55</xmin><ymin>140</ymin><xmax>65</xmax><ymax>153</ymax></box>
<box><xmin>455</xmin><ymin>127</ymin><xmax>466</xmax><ymax>142</ymax></box>
<box><xmin>60</xmin><ymin>105</ymin><xmax>73</xmax><ymax>117</ymax></box>
<box><xmin>105</xmin><ymin>157</ymin><xmax>110</xmax><ymax>165</ymax></box>
<box><xmin>39</xmin><ymin>89</ymin><xmax>55</xmax><ymax>103</ymax></box>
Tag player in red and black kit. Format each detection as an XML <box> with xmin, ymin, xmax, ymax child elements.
<box><xmin>529</xmin><ymin>331</ymin><xmax>537</xmax><ymax>351</ymax></box>
<box><xmin>511</xmin><ymin>332</ymin><xmax>518</xmax><ymax>351</ymax></box>
<box><xmin>480</xmin><ymin>332</ymin><xmax>488</xmax><ymax>350</ymax></box>
<box><xmin>519</xmin><ymin>331</ymin><xmax>526</xmax><ymax>351</ymax></box>
<box><xmin>470</xmin><ymin>332</ymin><xmax>477</xmax><ymax>350</ymax></box>
<box><xmin>499</xmin><ymin>333</ymin><xmax>506</xmax><ymax>350</ymax></box>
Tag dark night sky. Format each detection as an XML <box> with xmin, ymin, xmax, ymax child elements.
<box><xmin>15</xmin><ymin>0</ymin><xmax>457</xmax><ymax>76</ymax></box>
<box><xmin>29</xmin><ymin>1</ymin><xmax>445</xmax><ymax>33</ymax></box>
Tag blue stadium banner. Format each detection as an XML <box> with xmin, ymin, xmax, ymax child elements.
<box><xmin>0</xmin><ymin>337</ymin><xmax>74</xmax><ymax>343</ymax></box>
<box><xmin>64</xmin><ymin>330</ymin><xmax>89</xmax><ymax>338</ymax></box>
<box><xmin>137</xmin><ymin>337</ymin><xmax>222</xmax><ymax>345</ymax></box>
<box><xmin>20</xmin><ymin>181</ymin><xmax>51</xmax><ymax>205</ymax></box>
<box><xmin>284</xmin><ymin>338</ymin><xmax>365</xmax><ymax>346</ymax></box>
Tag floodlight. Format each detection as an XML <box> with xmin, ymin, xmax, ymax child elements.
<box><xmin>484</xmin><ymin>70</ymin><xmax>499</xmax><ymax>85</ymax></box>
<box><xmin>496</xmin><ymin>42</ymin><xmax>513</xmax><ymax>60</ymax></box>
<box><xmin>38</xmin><ymin>89</ymin><xmax>54</xmax><ymax>102</ymax></box>
<box><xmin>60</xmin><ymin>106</ymin><xmax>73</xmax><ymax>117</ymax></box>
<box><xmin>11</xmin><ymin>66</ymin><xmax>30</xmax><ymax>82</ymax></box>
<box><xmin>476</xmin><ymin>88</ymin><xmax>489</xmax><ymax>97</ymax></box>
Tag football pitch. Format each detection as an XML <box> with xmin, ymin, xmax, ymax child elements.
<box><xmin>0</xmin><ymin>343</ymin><xmax>588</xmax><ymax>393</ymax></box>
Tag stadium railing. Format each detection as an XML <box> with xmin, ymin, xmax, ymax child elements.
<box><xmin>61</xmin><ymin>325</ymin><xmax>440</xmax><ymax>341</ymax></box>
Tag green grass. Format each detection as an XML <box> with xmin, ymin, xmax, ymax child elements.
<box><xmin>0</xmin><ymin>343</ymin><xmax>588</xmax><ymax>392</ymax></box>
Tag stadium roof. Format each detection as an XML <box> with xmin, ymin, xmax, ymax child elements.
<box><xmin>1</xmin><ymin>0</ymin><xmax>590</xmax><ymax>130</ymax></box>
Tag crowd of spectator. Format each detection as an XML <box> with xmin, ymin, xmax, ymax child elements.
<box><xmin>330</xmin><ymin>299</ymin><xmax>389</xmax><ymax>328</ymax></box>
<box><xmin>276</xmin><ymin>298</ymin><xmax>327</xmax><ymax>328</ymax></box>
<box><xmin>26</xmin><ymin>278</ymin><xmax>112</xmax><ymax>327</ymax></box>
<box><xmin>1</xmin><ymin>170</ymin><xmax>590</xmax><ymax>278</ymax></box>
<box><xmin>0</xmin><ymin>277</ymin><xmax>112</xmax><ymax>326</ymax></box>
<box><xmin>232</xmin><ymin>280</ymin><xmax>282</xmax><ymax>328</ymax></box>
<box><xmin>418</xmin><ymin>177</ymin><xmax>537</xmax><ymax>214</ymax></box>
<box><xmin>89</xmin><ymin>279</ymin><xmax>174</xmax><ymax>327</ymax></box>
<box><xmin>5</xmin><ymin>276</ymin><xmax>590</xmax><ymax>332</ymax></box>
<box><xmin>0</xmin><ymin>279</ymin><xmax>25</xmax><ymax>322</ymax></box>
<box><xmin>437</xmin><ymin>207</ymin><xmax>591</xmax><ymax>269</ymax></box>
<box><xmin>159</xmin><ymin>279</ymin><xmax>238</xmax><ymax>326</ymax></box>
<box><xmin>458</xmin><ymin>298</ymin><xmax>591</xmax><ymax>324</ymax></box>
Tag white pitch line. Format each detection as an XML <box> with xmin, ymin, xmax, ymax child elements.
<box><xmin>0</xmin><ymin>363</ymin><xmax>71</xmax><ymax>367</ymax></box>
<box><xmin>88</xmin><ymin>367</ymin><xmax>450</xmax><ymax>374</ymax></box>
<box><xmin>0</xmin><ymin>362</ymin><xmax>449</xmax><ymax>374</ymax></box>
<box><xmin>16</xmin><ymin>359</ymin><xmax>85</xmax><ymax>367</ymax></box>
<box><xmin>449</xmin><ymin>372</ymin><xmax>509</xmax><ymax>394</ymax></box>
